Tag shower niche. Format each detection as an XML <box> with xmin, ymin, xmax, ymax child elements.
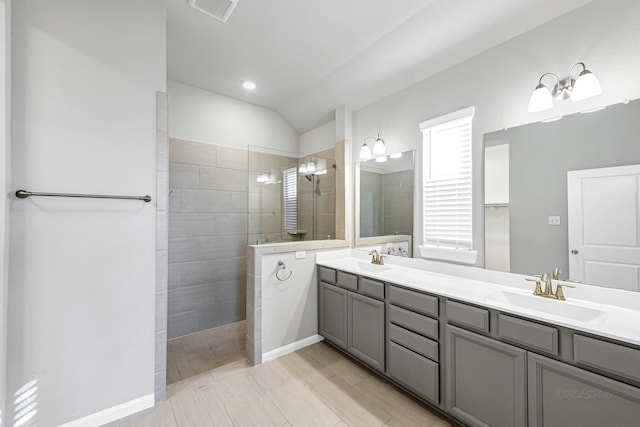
<box><xmin>248</xmin><ymin>146</ymin><xmax>336</xmax><ymax>244</ymax></box>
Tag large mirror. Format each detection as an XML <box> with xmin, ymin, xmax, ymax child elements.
<box><xmin>355</xmin><ymin>150</ymin><xmax>415</xmax><ymax>256</ymax></box>
<box><xmin>484</xmin><ymin>98</ymin><xmax>640</xmax><ymax>291</ymax></box>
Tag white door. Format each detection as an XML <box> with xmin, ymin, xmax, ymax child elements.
<box><xmin>567</xmin><ymin>164</ymin><xmax>640</xmax><ymax>291</ymax></box>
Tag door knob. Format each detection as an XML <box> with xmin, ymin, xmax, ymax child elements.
<box><xmin>571</xmin><ymin>249</ymin><xmax>579</xmax><ymax>255</ymax></box>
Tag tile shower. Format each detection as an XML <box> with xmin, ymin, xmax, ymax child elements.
<box><xmin>166</xmin><ymin>138</ymin><xmax>339</xmax><ymax>383</ymax></box>
<box><xmin>248</xmin><ymin>146</ymin><xmax>337</xmax><ymax>243</ymax></box>
<box><xmin>167</xmin><ymin>139</ymin><xmax>248</xmax><ymax>340</ymax></box>
<box><xmin>360</xmin><ymin>169</ymin><xmax>413</xmax><ymax>237</ymax></box>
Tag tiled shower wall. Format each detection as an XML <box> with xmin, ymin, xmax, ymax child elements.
<box><xmin>299</xmin><ymin>152</ymin><xmax>337</xmax><ymax>240</ymax></box>
<box><xmin>360</xmin><ymin>169</ymin><xmax>413</xmax><ymax>237</ymax></box>
<box><xmin>360</xmin><ymin>171</ymin><xmax>384</xmax><ymax>237</ymax></box>
<box><xmin>382</xmin><ymin>170</ymin><xmax>414</xmax><ymax>235</ymax></box>
<box><xmin>247</xmin><ymin>150</ymin><xmax>298</xmax><ymax>244</ymax></box>
<box><xmin>167</xmin><ymin>138</ymin><xmax>247</xmax><ymax>339</ymax></box>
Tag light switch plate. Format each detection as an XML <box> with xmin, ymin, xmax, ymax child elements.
<box><xmin>548</xmin><ymin>216</ymin><xmax>561</xmax><ymax>225</ymax></box>
<box><xmin>295</xmin><ymin>251</ymin><xmax>306</xmax><ymax>259</ymax></box>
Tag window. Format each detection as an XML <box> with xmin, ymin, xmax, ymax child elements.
<box><xmin>420</xmin><ymin>107</ymin><xmax>477</xmax><ymax>263</ymax></box>
<box><xmin>283</xmin><ymin>166</ymin><xmax>298</xmax><ymax>231</ymax></box>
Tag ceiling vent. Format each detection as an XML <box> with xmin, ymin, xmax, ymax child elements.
<box><xmin>188</xmin><ymin>0</ymin><xmax>239</xmax><ymax>23</ymax></box>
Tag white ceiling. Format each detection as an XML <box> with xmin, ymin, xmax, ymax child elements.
<box><xmin>168</xmin><ymin>0</ymin><xmax>595</xmax><ymax>134</ymax></box>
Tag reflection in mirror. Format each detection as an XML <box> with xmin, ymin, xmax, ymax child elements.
<box><xmin>248</xmin><ymin>145</ymin><xmax>336</xmax><ymax>244</ymax></box>
<box><xmin>355</xmin><ymin>150</ymin><xmax>415</xmax><ymax>257</ymax></box>
<box><xmin>484</xmin><ymin>99</ymin><xmax>640</xmax><ymax>291</ymax></box>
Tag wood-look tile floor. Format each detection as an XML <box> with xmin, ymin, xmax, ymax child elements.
<box><xmin>167</xmin><ymin>321</ymin><xmax>246</xmax><ymax>385</ymax></box>
<box><xmin>109</xmin><ymin>341</ymin><xmax>455</xmax><ymax>427</ymax></box>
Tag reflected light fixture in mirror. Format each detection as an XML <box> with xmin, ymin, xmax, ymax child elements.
<box><xmin>360</xmin><ymin>133</ymin><xmax>385</xmax><ymax>159</ymax></box>
<box><xmin>375</xmin><ymin>156</ymin><xmax>387</xmax><ymax>163</ymax></box>
<box><xmin>306</xmin><ymin>161</ymin><xmax>316</xmax><ymax>173</ymax></box>
<box><xmin>528</xmin><ymin>62</ymin><xmax>602</xmax><ymax>112</ymax></box>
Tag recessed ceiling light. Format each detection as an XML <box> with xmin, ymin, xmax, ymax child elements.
<box><xmin>242</xmin><ymin>81</ymin><xmax>257</xmax><ymax>90</ymax></box>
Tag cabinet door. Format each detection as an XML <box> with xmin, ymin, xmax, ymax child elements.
<box><xmin>319</xmin><ymin>282</ymin><xmax>348</xmax><ymax>350</ymax></box>
<box><xmin>445</xmin><ymin>325</ymin><xmax>527</xmax><ymax>427</ymax></box>
<box><xmin>528</xmin><ymin>353</ymin><xmax>640</xmax><ymax>427</ymax></box>
<box><xmin>348</xmin><ymin>292</ymin><xmax>385</xmax><ymax>371</ymax></box>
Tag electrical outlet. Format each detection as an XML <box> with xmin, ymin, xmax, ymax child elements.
<box><xmin>548</xmin><ymin>216</ymin><xmax>561</xmax><ymax>226</ymax></box>
<box><xmin>295</xmin><ymin>251</ymin><xmax>306</xmax><ymax>259</ymax></box>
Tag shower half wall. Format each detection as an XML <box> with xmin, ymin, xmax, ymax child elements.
<box><xmin>167</xmin><ymin>138</ymin><xmax>247</xmax><ymax>339</ymax></box>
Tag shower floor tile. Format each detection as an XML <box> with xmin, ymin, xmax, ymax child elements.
<box><xmin>166</xmin><ymin>320</ymin><xmax>246</xmax><ymax>385</ymax></box>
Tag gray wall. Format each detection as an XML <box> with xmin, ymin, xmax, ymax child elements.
<box><xmin>168</xmin><ymin>138</ymin><xmax>248</xmax><ymax>339</ymax></box>
<box><xmin>485</xmin><ymin>100</ymin><xmax>640</xmax><ymax>277</ymax></box>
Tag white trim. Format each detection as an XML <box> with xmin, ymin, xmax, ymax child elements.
<box><xmin>419</xmin><ymin>106</ymin><xmax>475</xmax><ymax>131</ymax></box>
<box><xmin>262</xmin><ymin>334</ymin><xmax>324</xmax><ymax>363</ymax></box>
<box><xmin>418</xmin><ymin>245</ymin><xmax>478</xmax><ymax>265</ymax></box>
<box><xmin>59</xmin><ymin>394</ymin><xmax>154</xmax><ymax>427</ymax></box>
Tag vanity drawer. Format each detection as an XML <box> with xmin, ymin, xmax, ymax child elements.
<box><xmin>359</xmin><ymin>277</ymin><xmax>384</xmax><ymax>300</ymax></box>
<box><xmin>389</xmin><ymin>324</ymin><xmax>439</xmax><ymax>362</ymax></box>
<box><xmin>388</xmin><ymin>341</ymin><xmax>439</xmax><ymax>404</ymax></box>
<box><xmin>574</xmin><ymin>335</ymin><xmax>640</xmax><ymax>383</ymax></box>
<box><xmin>389</xmin><ymin>305</ymin><xmax>438</xmax><ymax>340</ymax></box>
<box><xmin>446</xmin><ymin>300</ymin><xmax>490</xmax><ymax>333</ymax></box>
<box><xmin>498</xmin><ymin>314</ymin><xmax>558</xmax><ymax>356</ymax></box>
<box><xmin>337</xmin><ymin>271</ymin><xmax>358</xmax><ymax>291</ymax></box>
<box><xmin>389</xmin><ymin>286</ymin><xmax>439</xmax><ymax>317</ymax></box>
<box><xmin>319</xmin><ymin>267</ymin><xmax>336</xmax><ymax>285</ymax></box>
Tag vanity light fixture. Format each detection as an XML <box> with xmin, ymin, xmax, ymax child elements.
<box><xmin>390</xmin><ymin>152</ymin><xmax>403</xmax><ymax>159</ymax></box>
<box><xmin>360</xmin><ymin>133</ymin><xmax>386</xmax><ymax>159</ymax></box>
<box><xmin>298</xmin><ymin>162</ymin><xmax>307</xmax><ymax>174</ymax></box>
<box><xmin>375</xmin><ymin>156</ymin><xmax>387</xmax><ymax>163</ymax></box>
<box><xmin>528</xmin><ymin>62</ymin><xmax>602</xmax><ymax>112</ymax></box>
<box><xmin>359</xmin><ymin>142</ymin><xmax>372</xmax><ymax>159</ymax></box>
<box><xmin>256</xmin><ymin>172</ymin><xmax>270</xmax><ymax>183</ymax></box>
<box><xmin>306</xmin><ymin>161</ymin><xmax>316</xmax><ymax>174</ymax></box>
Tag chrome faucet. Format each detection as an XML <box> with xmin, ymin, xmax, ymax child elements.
<box><xmin>526</xmin><ymin>272</ymin><xmax>575</xmax><ymax>300</ymax></box>
<box><xmin>368</xmin><ymin>250</ymin><xmax>385</xmax><ymax>265</ymax></box>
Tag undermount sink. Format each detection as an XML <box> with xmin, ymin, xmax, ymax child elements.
<box><xmin>485</xmin><ymin>290</ymin><xmax>607</xmax><ymax>324</ymax></box>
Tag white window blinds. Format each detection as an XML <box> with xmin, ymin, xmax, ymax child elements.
<box><xmin>283</xmin><ymin>166</ymin><xmax>298</xmax><ymax>231</ymax></box>
<box><xmin>421</xmin><ymin>107</ymin><xmax>474</xmax><ymax>250</ymax></box>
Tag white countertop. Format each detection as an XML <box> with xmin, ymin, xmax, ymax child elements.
<box><xmin>316</xmin><ymin>249</ymin><xmax>640</xmax><ymax>346</ymax></box>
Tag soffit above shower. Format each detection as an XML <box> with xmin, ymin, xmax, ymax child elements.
<box><xmin>168</xmin><ymin>0</ymin><xmax>596</xmax><ymax>133</ymax></box>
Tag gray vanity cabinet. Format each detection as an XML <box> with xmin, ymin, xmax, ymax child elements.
<box><xmin>348</xmin><ymin>292</ymin><xmax>385</xmax><ymax>371</ymax></box>
<box><xmin>318</xmin><ymin>263</ymin><xmax>640</xmax><ymax>427</ymax></box>
<box><xmin>319</xmin><ymin>282</ymin><xmax>348</xmax><ymax>349</ymax></box>
<box><xmin>319</xmin><ymin>268</ymin><xmax>385</xmax><ymax>371</ymax></box>
<box><xmin>528</xmin><ymin>353</ymin><xmax>640</xmax><ymax>427</ymax></box>
<box><xmin>445</xmin><ymin>325</ymin><xmax>527</xmax><ymax>427</ymax></box>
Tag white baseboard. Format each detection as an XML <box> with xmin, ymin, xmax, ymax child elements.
<box><xmin>59</xmin><ymin>394</ymin><xmax>154</xmax><ymax>427</ymax></box>
<box><xmin>262</xmin><ymin>334</ymin><xmax>324</xmax><ymax>363</ymax></box>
